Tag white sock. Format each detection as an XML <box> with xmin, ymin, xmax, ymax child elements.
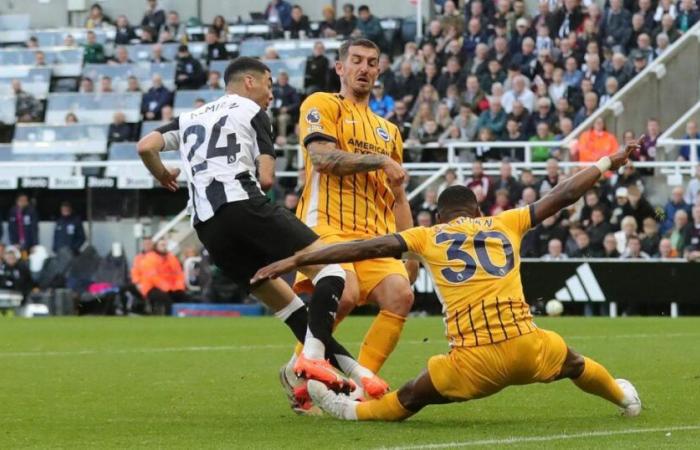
<box><xmin>273</xmin><ymin>296</ymin><xmax>305</xmax><ymax>321</ymax></box>
<box><xmin>302</xmin><ymin>329</ymin><xmax>325</xmax><ymax>360</ymax></box>
<box><xmin>335</xmin><ymin>354</ymin><xmax>374</xmax><ymax>384</ymax></box>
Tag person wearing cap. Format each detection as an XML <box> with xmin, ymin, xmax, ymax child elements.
<box><xmin>175</xmin><ymin>44</ymin><xmax>205</xmax><ymax>89</ymax></box>
<box><xmin>610</xmin><ymin>187</ymin><xmax>634</xmax><ymax>228</ymax></box>
<box><xmin>53</xmin><ymin>202</ymin><xmax>86</xmax><ymax>255</ymax></box>
<box><xmin>509</xmin><ymin>17</ymin><xmax>532</xmax><ymax>56</ymax></box>
<box><xmin>369</xmin><ymin>81</ymin><xmax>395</xmax><ymax>119</ymax></box>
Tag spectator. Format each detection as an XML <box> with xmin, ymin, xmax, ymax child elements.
<box><xmin>608</xmin><ymin>53</ymin><xmax>631</xmax><ymax>87</ymax></box>
<box><xmin>108</xmin><ymin>111</ymin><xmax>135</xmax><ymax>144</ymax></box>
<box><xmin>414</xmin><ymin>188</ymin><xmax>439</xmax><ymax>223</ymax></box>
<box><xmin>8</xmin><ymin>194</ymin><xmax>38</xmax><ymax>252</ymax></box>
<box><xmin>489</xmin><ymin>189</ymin><xmax>512</xmax><ymax>215</ymax></box>
<box><xmin>142</xmin><ymin>74</ymin><xmax>173</xmax><ymax>120</ymax></box>
<box><xmin>599</xmin><ymin>77</ymin><xmax>619</xmax><ymax>105</ymax></box>
<box><xmin>318</xmin><ymin>5</ymin><xmax>337</xmax><ymax>38</ymax></box>
<box><xmin>587</xmin><ymin>206</ymin><xmax>613</xmax><ymax>251</ymax></box>
<box><xmin>684</xmin><ymin>205</ymin><xmax>700</xmax><ymax>261</ymax></box>
<box><xmin>108</xmin><ymin>46</ymin><xmax>132</xmax><ymax>65</ymax></box>
<box><xmin>163</xmin><ymin>11</ymin><xmax>186</xmax><ymax>43</ymax></box>
<box><xmin>678</xmin><ymin>120</ymin><xmax>700</xmax><ymax>162</ymax></box>
<box><xmin>538</xmin><ymin>158</ymin><xmax>560</xmax><ymax>197</ymax></box>
<box><xmin>577</xmin><ymin>117</ymin><xmax>619</xmax><ymax>162</ymax></box>
<box><xmin>493</xmin><ymin>160</ymin><xmax>522</xmax><ymax>205</ymax></box>
<box><xmin>65</xmin><ymin>112</ymin><xmax>78</xmax><ymax>124</ymax></box>
<box><xmin>542</xmin><ymin>238</ymin><xmax>568</xmax><ymax>260</ymax></box>
<box><xmin>480</xmin><ymin>59</ymin><xmax>507</xmax><ymax>95</ymax></box>
<box><xmin>453</xmin><ymin>104</ymin><xmax>479</xmax><ymax>141</ymax></box>
<box><xmin>416</xmin><ymin>211</ymin><xmax>434</xmax><ymax>227</ymax></box>
<box><xmin>602</xmin><ymin>232</ymin><xmax>621</xmax><ymax>258</ymax></box>
<box><xmin>569</xmin><ymin>230</ymin><xmax>601</xmax><ymax>257</ymax></box>
<box><xmin>283</xmin><ymin>192</ymin><xmax>299</xmax><ymax>212</ymax></box>
<box><xmin>676</xmin><ymin>0</ymin><xmax>699</xmax><ymax>33</ymax></box>
<box><xmin>63</xmin><ymin>34</ymin><xmax>77</xmax><ymax>47</ymax></box>
<box><xmin>655</xmin><ymin>32</ymin><xmax>671</xmax><ymax>57</ymax></box>
<box><xmin>654</xmin><ymin>0</ymin><xmax>677</xmax><ymax>23</ymax></box>
<box><xmin>655</xmin><ymin>14</ymin><xmax>681</xmax><ymax>43</ymax></box>
<box><xmin>136</xmin><ymin>238</ymin><xmax>186</xmax><ymax>315</ymax></box>
<box><xmin>203</xmin><ymin>71</ymin><xmax>223</xmax><ymax>90</ymax></box>
<box><xmin>602</xmin><ymin>0</ymin><xmax>632</xmax><ymax>51</ymax></box>
<box><xmin>272</xmin><ymin>71</ymin><xmax>300</xmax><ymax>137</ymax></box>
<box><xmin>85</xmin><ymin>3</ymin><xmax>110</xmax><ymax>28</ymax></box>
<box><xmin>140</xmin><ymin>26</ymin><xmax>157</xmax><ymax>44</ymax></box>
<box><xmin>655</xmin><ymin>237</ymin><xmax>679</xmax><ymax>259</ymax></box>
<box><xmin>335</xmin><ymin>3</ymin><xmax>358</xmax><ymax>38</ymax></box>
<box><xmin>461</xmin><ymin>75</ymin><xmax>489</xmax><ymax>113</ymax></box>
<box><xmin>150</xmin><ymin>44</ymin><xmax>169</xmax><ymax>63</ymax></box>
<box><xmin>477</xmin><ymin>97</ymin><xmax>507</xmax><ymax>137</ymax></box>
<box><xmin>640</xmin><ymin>216</ymin><xmax>661</xmax><ymax>255</ymax></box>
<box><xmin>114</xmin><ymin>15</ymin><xmax>137</xmax><ymax>44</ymax></box>
<box><xmin>99</xmin><ymin>76</ymin><xmax>114</xmax><ymax>93</ymax></box>
<box><xmin>573</xmin><ymin>91</ymin><xmax>598</xmax><ymax>127</ymax></box>
<box><xmin>436</xmin><ymin>57</ymin><xmax>464</xmax><ymax>98</ymax></box>
<box><xmin>175</xmin><ymin>45</ymin><xmax>206</xmax><ymax>89</ymax></box>
<box><xmin>620</xmin><ymin>235</ymin><xmax>651</xmax><ymax>259</ymax></box>
<box><xmin>685</xmin><ymin>165</ymin><xmax>700</xmax><ymax>206</ymax></box>
<box><xmin>661</xmin><ymin>187</ymin><xmax>691</xmax><ymax>234</ymax></box>
<box><xmin>0</xmin><ymin>250</ymin><xmax>33</xmax><ymax>300</ymax></box>
<box><xmin>463</xmin><ymin>18</ymin><xmax>488</xmax><ymax>59</ymax></box>
<box><xmin>354</xmin><ymin>5</ymin><xmax>385</xmax><ymax>50</ymax></box>
<box><xmin>304</xmin><ymin>41</ymin><xmax>329</xmax><ymax>94</ymax></box>
<box><xmin>205</xmin><ymin>29</ymin><xmax>228</xmax><ymax>65</ymax></box>
<box><xmin>614</xmin><ymin>215</ymin><xmax>638</xmax><ymax>253</ymax></box>
<box><xmin>389</xmin><ymin>100</ymin><xmax>413</xmax><ymax>141</ymax></box>
<box><xmin>627</xmin><ymin>184</ymin><xmax>656</xmax><ymax>226</ymax></box>
<box><xmin>437</xmin><ymin>168</ymin><xmax>460</xmax><ymax>195</ymax></box>
<box><xmin>53</xmin><ymin>201</ymin><xmax>86</xmax><ymax>254</ymax></box>
<box><xmin>525</xmin><ymin>97</ymin><xmax>555</xmax><ymax>137</ymax></box>
<box><xmin>265</xmin><ymin>0</ymin><xmax>293</xmax><ymax>31</ymax></box>
<box><xmin>141</xmin><ymin>0</ymin><xmax>166</xmax><ymax>33</ymax></box>
<box><xmin>529</xmin><ymin>122</ymin><xmax>555</xmax><ymax>162</ymax></box>
<box><xmin>287</xmin><ymin>5</ymin><xmax>311</xmax><ymax>38</ymax></box>
<box><xmin>667</xmin><ymin>208</ymin><xmax>689</xmax><ymax>254</ymax></box>
<box><xmin>369</xmin><ymin>81</ymin><xmax>395</xmax><ymax>119</ymax></box>
<box><xmin>502</xmin><ymin>75</ymin><xmax>536</xmax><ymax>113</ymax></box>
<box><xmin>210</xmin><ymin>15</ymin><xmax>229</xmax><ymax>43</ymax></box>
<box><xmin>563</xmin><ymin>56</ymin><xmax>583</xmax><ymax>88</ymax></box>
<box><xmin>83</xmin><ymin>30</ymin><xmax>106</xmax><ymax>63</ymax></box>
<box><xmin>12</xmin><ymin>79</ymin><xmax>42</xmax><ymax>123</ymax></box>
<box><xmin>131</xmin><ymin>237</ymin><xmax>154</xmax><ymax>289</ymax></box>
<box><xmin>160</xmin><ymin>104</ymin><xmax>174</xmax><ymax>121</ymax></box>
<box><xmin>465</xmin><ymin>161</ymin><xmax>491</xmax><ymax>199</ymax></box>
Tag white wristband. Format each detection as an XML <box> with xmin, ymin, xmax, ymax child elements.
<box><xmin>595</xmin><ymin>156</ymin><xmax>611</xmax><ymax>173</ymax></box>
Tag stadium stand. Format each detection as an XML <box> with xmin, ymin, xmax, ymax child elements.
<box><xmin>0</xmin><ymin>0</ymin><xmax>698</xmax><ymax>316</ymax></box>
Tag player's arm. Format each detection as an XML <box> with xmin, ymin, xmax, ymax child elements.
<box><xmin>532</xmin><ymin>137</ymin><xmax>641</xmax><ymax>224</ymax></box>
<box><xmin>251</xmin><ymin>110</ymin><xmax>276</xmax><ymax>191</ymax></box>
<box><xmin>307</xmin><ymin>140</ymin><xmax>406</xmax><ymax>183</ymax></box>
<box><xmin>251</xmin><ymin>235</ymin><xmax>405</xmax><ymax>282</ymax></box>
<box><xmin>137</xmin><ymin>120</ymin><xmax>181</xmax><ymax>192</ymax></box>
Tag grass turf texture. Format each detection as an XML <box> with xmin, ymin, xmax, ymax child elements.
<box><xmin>1</xmin><ymin>316</ymin><xmax>699</xmax><ymax>449</ymax></box>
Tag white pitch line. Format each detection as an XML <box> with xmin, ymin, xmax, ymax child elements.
<box><xmin>0</xmin><ymin>332</ymin><xmax>697</xmax><ymax>358</ymax></box>
<box><xmin>381</xmin><ymin>425</ymin><xmax>700</xmax><ymax>450</ymax></box>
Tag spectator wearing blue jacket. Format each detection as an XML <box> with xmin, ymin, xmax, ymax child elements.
<box><xmin>679</xmin><ymin>120</ymin><xmax>700</xmax><ymax>162</ymax></box>
<box><xmin>265</xmin><ymin>0</ymin><xmax>293</xmax><ymax>31</ymax></box>
<box><xmin>8</xmin><ymin>194</ymin><xmax>38</xmax><ymax>251</ymax></box>
<box><xmin>142</xmin><ymin>74</ymin><xmax>173</xmax><ymax>120</ymax></box>
<box><xmin>369</xmin><ymin>82</ymin><xmax>395</xmax><ymax>119</ymax></box>
<box><xmin>53</xmin><ymin>202</ymin><xmax>86</xmax><ymax>255</ymax></box>
<box><xmin>661</xmin><ymin>187</ymin><xmax>692</xmax><ymax>234</ymax></box>
<box><xmin>355</xmin><ymin>5</ymin><xmax>386</xmax><ymax>51</ymax></box>
<box><xmin>272</xmin><ymin>71</ymin><xmax>300</xmax><ymax>136</ymax></box>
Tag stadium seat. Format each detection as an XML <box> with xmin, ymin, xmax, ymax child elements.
<box><xmin>0</xmin><ymin>96</ymin><xmax>16</xmax><ymax>124</ymax></box>
<box><xmin>173</xmin><ymin>90</ymin><xmax>224</xmax><ymax>116</ymax></box>
<box><xmin>0</xmin><ymin>67</ymin><xmax>51</xmax><ymax>99</ymax></box>
<box><xmin>0</xmin><ymin>48</ymin><xmax>83</xmax><ymax>77</ymax></box>
<box><xmin>12</xmin><ymin>123</ymin><xmax>109</xmax><ymax>155</ymax></box>
<box><xmin>45</xmin><ymin>92</ymin><xmax>142</xmax><ymax>124</ymax></box>
<box><xmin>34</xmin><ymin>28</ymin><xmax>109</xmax><ymax>47</ymax></box>
<box><xmin>125</xmin><ymin>43</ymin><xmax>179</xmax><ymax>63</ymax></box>
<box><xmin>0</xmin><ymin>14</ymin><xmax>31</xmax><ymax>44</ymax></box>
<box><xmin>105</xmin><ymin>142</ymin><xmax>180</xmax><ymax>179</ymax></box>
<box><xmin>82</xmin><ymin>62</ymin><xmax>177</xmax><ymax>92</ymax></box>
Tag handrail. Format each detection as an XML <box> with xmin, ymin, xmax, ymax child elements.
<box><xmin>152</xmin><ymin>207</ymin><xmax>189</xmax><ymax>242</ymax></box>
<box><xmin>658</xmin><ymin>100</ymin><xmax>700</xmax><ymax>142</ymax></box>
<box><xmin>563</xmin><ymin>22</ymin><xmax>700</xmax><ymax>144</ymax></box>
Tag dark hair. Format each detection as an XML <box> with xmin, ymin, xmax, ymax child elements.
<box><xmin>437</xmin><ymin>185</ymin><xmax>478</xmax><ymax>215</ymax></box>
<box><xmin>223</xmin><ymin>57</ymin><xmax>271</xmax><ymax>85</ymax></box>
<box><xmin>592</xmin><ymin>205</ymin><xmax>606</xmax><ymax>215</ymax></box>
<box><xmin>338</xmin><ymin>38</ymin><xmax>380</xmax><ymax>61</ymax></box>
<box><xmin>358</xmin><ymin>5</ymin><xmax>370</xmax><ymax>13</ymax></box>
<box><xmin>343</xmin><ymin>3</ymin><xmax>354</xmax><ymax>11</ymax></box>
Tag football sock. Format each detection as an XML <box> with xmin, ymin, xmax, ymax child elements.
<box><xmin>356</xmin><ymin>391</ymin><xmax>413</xmax><ymax>421</ymax></box>
<box><xmin>358</xmin><ymin>310</ymin><xmax>406</xmax><ymax>373</ymax></box>
<box><xmin>304</xmin><ymin>265</ymin><xmax>346</xmax><ymax>360</ymax></box>
<box><xmin>334</xmin><ymin>354</ymin><xmax>375</xmax><ymax>386</ymax></box>
<box><xmin>572</xmin><ymin>357</ymin><xmax>625</xmax><ymax>406</ymax></box>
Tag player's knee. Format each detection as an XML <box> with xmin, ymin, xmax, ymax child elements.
<box><xmin>561</xmin><ymin>348</ymin><xmax>585</xmax><ymax>379</ymax></box>
<box><xmin>383</xmin><ymin>285</ymin><xmax>414</xmax><ymax>317</ymax></box>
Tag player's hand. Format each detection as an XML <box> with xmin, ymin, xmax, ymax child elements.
<box><xmin>381</xmin><ymin>157</ymin><xmax>407</xmax><ymax>186</ymax></box>
<box><xmin>610</xmin><ymin>135</ymin><xmax>643</xmax><ymax>171</ymax></box>
<box><xmin>157</xmin><ymin>167</ymin><xmax>180</xmax><ymax>192</ymax></box>
<box><xmin>250</xmin><ymin>257</ymin><xmax>298</xmax><ymax>283</ymax></box>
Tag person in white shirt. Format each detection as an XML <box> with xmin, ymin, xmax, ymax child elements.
<box><xmin>501</xmin><ymin>75</ymin><xmax>536</xmax><ymax>113</ymax></box>
<box><xmin>542</xmin><ymin>238</ymin><xmax>569</xmax><ymax>260</ymax></box>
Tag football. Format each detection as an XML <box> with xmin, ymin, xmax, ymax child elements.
<box><xmin>545</xmin><ymin>299</ymin><xmax>564</xmax><ymax>317</ymax></box>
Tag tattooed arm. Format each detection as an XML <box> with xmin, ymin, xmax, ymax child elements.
<box><xmin>307</xmin><ymin>140</ymin><xmax>406</xmax><ymax>184</ymax></box>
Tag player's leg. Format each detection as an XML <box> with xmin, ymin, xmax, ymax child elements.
<box><xmin>307</xmin><ymin>368</ymin><xmax>452</xmax><ymax>421</ymax></box>
<box><xmin>360</xmin><ymin>266</ymin><xmax>414</xmax><ymax>373</ymax></box>
<box><xmin>560</xmin><ymin>347</ymin><xmax>641</xmax><ymax>416</ymax></box>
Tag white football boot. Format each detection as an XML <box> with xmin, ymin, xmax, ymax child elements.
<box><xmin>307</xmin><ymin>380</ymin><xmax>358</xmax><ymax>420</ymax></box>
<box><xmin>616</xmin><ymin>378</ymin><xmax>642</xmax><ymax>417</ymax></box>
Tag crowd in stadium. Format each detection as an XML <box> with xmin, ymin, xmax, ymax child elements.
<box><xmin>1</xmin><ymin>0</ymin><xmax>700</xmax><ymax>313</ymax></box>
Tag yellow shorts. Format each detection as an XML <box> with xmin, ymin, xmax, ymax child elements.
<box><xmin>294</xmin><ymin>231</ymin><xmax>408</xmax><ymax>305</ymax></box>
<box><xmin>427</xmin><ymin>327</ymin><xmax>568</xmax><ymax>401</ymax></box>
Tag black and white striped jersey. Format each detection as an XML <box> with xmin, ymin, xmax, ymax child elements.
<box><xmin>156</xmin><ymin>94</ymin><xmax>275</xmax><ymax>225</ymax></box>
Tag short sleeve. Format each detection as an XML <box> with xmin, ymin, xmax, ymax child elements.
<box><xmin>250</xmin><ymin>109</ymin><xmax>275</xmax><ymax>157</ymax></box>
<box><xmin>390</xmin><ymin>123</ymin><xmax>403</xmax><ymax>164</ymax></box>
<box><xmin>155</xmin><ymin>117</ymin><xmax>180</xmax><ymax>151</ymax></box>
<box><xmin>394</xmin><ymin>226</ymin><xmax>431</xmax><ymax>256</ymax></box>
<box><xmin>298</xmin><ymin>93</ymin><xmax>340</xmax><ymax>148</ymax></box>
<box><xmin>497</xmin><ymin>206</ymin><xmax>535</xmax><ymax>236</ymax></box>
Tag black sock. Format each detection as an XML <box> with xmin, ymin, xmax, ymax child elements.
<box><xmin>307</xmin><ymin>275</ymin><xmax>345</xmax><ymax>351</ymax></box>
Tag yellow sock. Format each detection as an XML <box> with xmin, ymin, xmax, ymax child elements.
<box><xmin>358</xmin><ymin>310</ymin><xmax>406</xmax><ymax>373</ymax></box>
<box><xmin>356</xmin><ymin>391</ymin><xmax>413</xmax><ymax>421</ymax></box>
<box><xmin>293</xmin><ymin>342</ymin><xmax>303</xmax><ymax>356</ymax></box>
<box><xmin>572</xmin><ymin>357</ymin><xmax>625</xmax><ymax>405</ymax></box>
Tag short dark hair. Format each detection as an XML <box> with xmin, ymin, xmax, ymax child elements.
<box><xmin>338</xmin><ymin>38</ymin><xmax>380</xmax><ymax>61</ymax></box>
<box><xmin>343</xmin><ymin>3</ymin><xmax>354</xmax><ymax>11</ymax></box>
<box><xmin>358</xmin><ymin>5</ymin><xmax>370</xmax><ymax>13</ymax></box>
<box><xmin>437</xmin><ymin>186</ymin><xmax>478</xmax><ymax>216</ymax></box>
<box><xmin>223</xmin><ymin>57</ymin><xmax>271</xmax><ymax>85</ymax></box>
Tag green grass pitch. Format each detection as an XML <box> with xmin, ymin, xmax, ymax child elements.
<box><xmin>1</xmin><ymin>316</ymin><xmax>699</xmax><ymax>449</ymax></box>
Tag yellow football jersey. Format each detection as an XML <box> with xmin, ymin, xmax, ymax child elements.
<box><xmin>296</xmin><ymin>92</ymin><xmax>403</xmax><ymax>237</ymax></box>
<box><xmin>397</xmin><ymin>207</ymin><xmax>536</xmax><ymax>348</ymax></box>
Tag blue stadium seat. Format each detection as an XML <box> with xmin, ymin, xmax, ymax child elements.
<box><xmin>12</xmin><ymin>124</ymin><xmax>109</xmax><ymax>155</ymax></box>
<box><xmin>173</xmin><ymin>90</ymin><xmax>224</xmax><ymax>116</ymax></box>
<box><xmin>34</xmin><ymin>28</ymin><xmax>109</xmax><ymax>47</ymax></box>
<box><xmin>0</xmin><ymin>96</ymin><xmax>16</xmax><ymax>124</ymax></box>
<box><xmin>0</xmin><ymin>67</ymin><xmax>51</xmax><ymax>99</ymax></box>
<box><xmin>105</xmin><ymin>142</ymin><xmax>180</xmax><ymax>178</ymax></box>
<box><xmin>125</xmin><ymin>43</ymin><xmax>179</xmax><ymax>63</ymax></box>
<box><xmin>0</xmin><ymin>48</ymin><xmax>83</xmax><ymax>77</ymax></box>
<box><xmin>140</xmin><ymin>120</ymin><xmax>165</xmax><ymax>138</ymax></box>
<box><xmin>0</xmin><ymin>14</ymin><xmax>31</xmax><ymax>44</ymax></box>
<box><xmin>45</xmin><ymin>92</ymin><xmax>142</xmax><ymax>124</ymax></box>
<box><xmin>82</xmin><ymin>62</ymin><xmax>177</xmax><ymax>92</ymax></box>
